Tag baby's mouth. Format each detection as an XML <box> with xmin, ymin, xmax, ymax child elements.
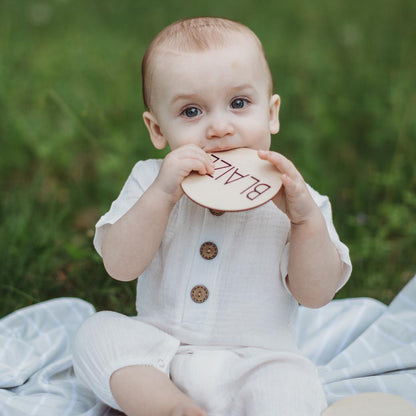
<box><xmin>203</xmin><ymin>145</ymin><xmax>239</xmax><ymax>153</ymax></box>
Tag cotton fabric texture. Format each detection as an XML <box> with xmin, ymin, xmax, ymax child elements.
<box><xmin>73</xmin><ymin>312</ymin><xmax>328</xmax><ymax>415</ymax></box>
<box><xmin>3</xmin><ymin>277</ymin><xmax>416</xmax><ymax>415</ymax></box>
<box><xmin>73</xmin><ymin>158</ymin><xmax>352</xmax><ymax>415</ymax></box>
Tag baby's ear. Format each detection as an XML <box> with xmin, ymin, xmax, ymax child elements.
<box><xmin>269</xmin><ymin>94</ymin><xmax>280</xmax><ymax>134</ymax></box>
<box><xmin>143</xmin><ymin>111</ymin><xmax>168</xmax><ymax>150</ymax></box>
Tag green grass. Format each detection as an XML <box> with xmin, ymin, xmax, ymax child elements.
<box><xmin>1</xmin><ymin>0</ymin><xmax>415</xmax><ymax>317</ymax></box>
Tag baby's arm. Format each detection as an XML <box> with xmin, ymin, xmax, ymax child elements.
<box><xmin>102</xmin><ymin>144</ymin><xmax>214</xmax><ymax>281</ymax></box>
<box><xmin>258</xmin><ymin>150</ymin><xmax>344</xmax><ymax>308</ymax></box>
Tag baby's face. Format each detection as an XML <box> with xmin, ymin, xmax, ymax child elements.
<box><xmin>144</xmin><ymin>35</ymin><xmax>280</xmax><ymax>153</ymax></box>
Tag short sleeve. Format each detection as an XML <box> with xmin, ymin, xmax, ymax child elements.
<box><xmin>280</xmin><ymin>184</ymin><xmax>352</xmax><ymax>292</ymax></box>
<box><xmin>93</xmin><ymin>159</ymin><xmax>162</xmax><ymax>257</ymax></box>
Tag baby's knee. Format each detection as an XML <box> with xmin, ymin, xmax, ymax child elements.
<box><xmin>73</xmin><ymin>311</ymin><xmax>119</xmax><ymax>355</ymax></box>
<box><xmin>72</xmin><ymin>312</ymin><xmax>180</xmax><ymax>411</ymax></box>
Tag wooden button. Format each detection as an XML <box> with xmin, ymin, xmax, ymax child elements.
<box><xmin>190</xmin><ymin>285</ymin><xmax>209</xmax><ymax>303</ymax></box>
<box><xmin>200</xmin><ymin>242</ymin><xmax>218</xmax><ymax>260</ymax></box>
<box><xmin>209</xmin><ymin>209</ymin><xmax>225</xmax><ymax>216</ymax></box>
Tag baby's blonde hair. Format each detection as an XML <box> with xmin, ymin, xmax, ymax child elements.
<box><xmin>141</xmin><ymin>17</ymin><xmax>274</xmax><ymax>111</ymax></box>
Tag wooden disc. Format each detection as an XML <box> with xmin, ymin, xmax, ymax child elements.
<box><xmin>322</xmin><ymin>393</ymin><xmax>416</xmax><ymax>416</ymax></box>
<box><xmin>181</xmin><ymin>148</ymin><xmax>282</xmax><ymax>212</ymax></box>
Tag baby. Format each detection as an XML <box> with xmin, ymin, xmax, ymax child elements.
<box><xmin>73</xmin><ymin>17</ymin><xmax>352</xmax><ymax>416</ymax></box>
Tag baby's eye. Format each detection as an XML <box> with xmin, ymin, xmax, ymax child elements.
<box><xmin>230</xmin><ymin>98</ymin><xmax>248</xmax><ymax>109</ymax></box>
<box><xmin>182</xmin><ymin>107</ymin><xmax>202</xmax><ymax>118</ymax></box>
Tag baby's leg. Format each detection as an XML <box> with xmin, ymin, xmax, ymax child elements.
<box><xmin>73</xmin><ymin>311</ymin><xmax>206</xmax><ymax>415</ymax></box>
<box><xmin>171</xmin><ymin>347</ymin><xmax>327</xmax><ymax>416</ymax></box>
<box><xmin>110</xmin><ymin>365</ymin><xmax>207</xmax><ymax>416</ymax></box>
<box><xmin>235</xmin><ymin>350</ymin><xmax>327</xmax><ymax>416</ymax></box>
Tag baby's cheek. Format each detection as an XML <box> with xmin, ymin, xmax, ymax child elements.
<box><xmin>168</xmin><ymin>129</ymin><xmax>202</xmax><ymax>149</ymax></box>
<box><xmin>247</xmin><ymin>123</ymin><xmax>271</xmax><ymax>147</ymax></box>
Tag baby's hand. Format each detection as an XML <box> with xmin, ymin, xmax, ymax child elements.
<box><xmin>258</xmin><ymin>150</ymin><xmax>319</xmax><ymax>225</ymax></box>
<box><xmin>153</xmin><ymin>144</ymin><xmax>214</xmax><ymax>204</ymax></box>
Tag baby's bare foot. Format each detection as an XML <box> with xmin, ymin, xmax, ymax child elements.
<box><xmin>170</xmin><ymin>403</ymin><xmax>207</xmax><ymax>416</ymax></box>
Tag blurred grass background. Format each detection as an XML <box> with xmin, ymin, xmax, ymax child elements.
<box><xmin>1</xmin><ymin>0</ymin><xmax>415</xmax><ymax>317</ymax></box>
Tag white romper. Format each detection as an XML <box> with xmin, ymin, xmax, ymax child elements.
<box><xmin>73</xmin><ymin>159</ymin><xmax>352</xmax><ymax>415</ymax></box>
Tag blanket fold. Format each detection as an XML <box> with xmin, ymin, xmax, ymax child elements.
<box><xmin>1</xmin><ymin>277</ymin><xmax>415</xmax><ymax>415</ymax></box>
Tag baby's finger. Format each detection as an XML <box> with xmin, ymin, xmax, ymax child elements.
<box><xmin>178</xmin><ymin>158</ymin><xmax>209</xmax><ymax>177</ymax></box>
<box><xmin>280</xmin><ymin>172</ymin><xmax>299</xmax><ymax>195</ymax></box>
<box><xmin>172</xmin><ymin>145</ymin><xmax>214</xmax><ymax>175</ymax></box>
<box><xmin>185</xmin><ymin>145</ymin><xmax>215</xmax><ymax>173</ymax></box>
<box><xmin>258</xmin><ymin>150</ymin><xmax>301</xmax><ymax>181</ymax></box>
<box><xmin>192</xmin><ymin>160</ymin><xmax>210</xmax><ymax>176</ymax></box>
<box><xmin>188</xmin><ymin>152</ymin><xmax>214</xmax><ymax>175</ymax></box>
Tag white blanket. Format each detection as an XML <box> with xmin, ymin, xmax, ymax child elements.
<box><xmin>1</xmin><ymin>276</ymin><xmax>415</xmax><ymax>415</ymax></box>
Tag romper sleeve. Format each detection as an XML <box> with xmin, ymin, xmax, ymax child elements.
<box><xmin>93</xmin><ymin>159</ymin><xmax>162</xmax><ymax>257</ymax></box>
<box><xmin>280</xmin><ymin>184</ymin><xmax>352</xmax><ymax>292</ymax></box>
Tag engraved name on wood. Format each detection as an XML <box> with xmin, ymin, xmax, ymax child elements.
<box><xmin>207</xmin><ymin>153</ymin><xmax>272</xmax><ymax>201</ymax></box>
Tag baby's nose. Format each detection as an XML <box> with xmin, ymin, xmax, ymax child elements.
<box><xmin>206</xmin><ymin>116</ymin><xmax>235</xmax><ymax>139</ymax></box>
